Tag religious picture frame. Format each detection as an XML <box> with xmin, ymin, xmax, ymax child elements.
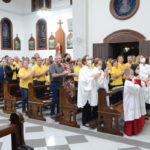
<box><xmin>29</xmin><ymin>34</ymin><xmax>35</xmax><ymax>50</ymax></box>
<box><xmin>49</xmin><ymin>32</ymin><xmax>55</xmax><ymax>49</ymax></box>
<box><xmin>14</xmin><ymin>34</ymin><xmax>21</xmax><ymax>50</ymax></box>
<box><xmin>110</xmin><ymin>0</ymin><xmax>140</xmax><ymax>20</ymax></box>
<box><xmin>67</xmin><ymin>32</ymin><xmax>73</xmax><ymax>49</ymax></box>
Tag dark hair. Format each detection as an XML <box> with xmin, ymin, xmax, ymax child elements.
<box><xmin>131</xmin><ymin>64</ymin><xmax>139</xmax><ymax>76</ymax></box>
<box><xmin>82</xmin><ymin>55</ymin><xmax>88</xmax><ymax>65</ymax></box>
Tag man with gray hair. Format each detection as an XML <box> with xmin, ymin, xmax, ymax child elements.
<box><xmin>50</xmin><ymin>54</ymin><xmax>68</xmax><ymax>117</ymax></box>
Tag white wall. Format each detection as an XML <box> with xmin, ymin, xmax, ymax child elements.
<box><xmin>0</xmin><ymin>1</ymin><xmax>73</xmax><ymax>59</ymax></box>
<box><xmin>73</xmin><ymin>0</ymin><xmax>150</xmax><ymax>58</ymax></box>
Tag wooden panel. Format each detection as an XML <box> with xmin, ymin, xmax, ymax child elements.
<box><xmin>139</xmin><ymin>41</ymin><xmax>150</xmax><ymax>56</ymax></box>
<box><xmin>93</xmin><ymin>43</ymin><xmax>110</xmax><ymax>60</ymax></box>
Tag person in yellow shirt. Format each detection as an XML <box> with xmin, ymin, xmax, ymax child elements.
<box><xmin>117</xmin><ymin>56</ymin><xmax>125</xmax><ymax>71</ymax></box>
<box><xmin>125</xmin><ymin>55</ymin><xmax>133</xmax><ymax>68</ymax></box>
<box><xmin>19</xmin><ymin>60</ymin><xmax>34</xmax><ymax>113</ymax></box>
<box><xmin>32</xmin><ymin>57</ymin><xmax>49</xmax><ymax>98</ymax></box>
<box><xmin>110</xmin><ymin>59</ymin><xmax>124</xmax><ymax>104</ymax></box>
<box><xmin>43</xmin><ymin>58</ymin><xmax>50</xmax><ymax>85</ymax></box>
<box><xmin>106</xmin><ymin>56</ymin><xmax>113</xmax><ymax>69</ymax></box>
<box><xmin>74</xmin><ymin>58</ymin><xmax>82</xmax><ymax>87</ymax></box>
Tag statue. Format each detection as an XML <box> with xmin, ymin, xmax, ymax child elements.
<box><xmin>119</xmin><ymin>0</ymin><xmax>131</xmax><ymax>13</ymax></box>
<box><xmin>55</xmin><ymin>42</ymin><xmax>62</xmax><ymax>54</ymax></box>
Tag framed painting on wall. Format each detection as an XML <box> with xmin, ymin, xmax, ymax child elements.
<box><xmin>14</xmin><ymin>34</ymin><xmax>21</xmax><ymax>50</ymax></box>
<box><xmin>110</xmin><ymin>0</ymin><xmax>140</xmax><ymax>20</ymax></box>
<box><xmin>49</xmin><ymin>32</ymin><xmax>55</xmax><ymax>49</ymax></box>
<box><xmin>29</xmin><ymin>34</ymin><xmax>35</xmax><ymax>50</ymax></box>
<box><xmin>67</xmin><ymin>32</ymin><xmax>73</xmax><ymax>49</ymax></box>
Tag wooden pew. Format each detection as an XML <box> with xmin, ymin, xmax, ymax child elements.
<box><xmin>3</xmin><ymin>82</ymin><xmax>21</xmax><ymax>114</ymax></box>
<box><xmin>0</xmin><ymin>81</ymin><xmax>3</xmax><ymax>101</ymax></box>
<box><xmin>59</xmin><ymin>86</ymin><xmax>80</xmax><ymax>128</ymax></box>
<box><xmin>97</xmin><ymin>86</ymin><xmax>124</xmax><ymax>136</ymax></box>
<box><xmin>28</xmin><ymin>83</ymin><xmax>52</xmax><ymax>121</ymax></box>
<box><xmin>0</xmin><ymin>113</ymin><xmax>33</xmax><ymax>150</ymax></box>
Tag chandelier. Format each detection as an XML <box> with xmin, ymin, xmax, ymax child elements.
<box><xmin>37</xmin><ymin>0</ymin><xmax>52</xmax><ymax>18</ymax></box>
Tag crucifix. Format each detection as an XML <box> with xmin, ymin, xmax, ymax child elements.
<box><xmin>57</xmin><ymin>20</ymin><xmax>63</xmax><ymax>28</ymax></box>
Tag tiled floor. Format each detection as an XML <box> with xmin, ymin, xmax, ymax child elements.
<box><xmin>0</xmin><ymin>106</ymin><xmax>150</xmax><ymax>150</ymax></box>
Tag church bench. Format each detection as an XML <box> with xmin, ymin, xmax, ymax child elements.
<box><xmin>3</xmin><ymin>82</ymin><xmax>21</xmax><ymax>114</ymax></box>
<box><xmin>28</xmin><ymin>83</ymin><xmax>52</xmax><ymax>121</ymax></box>
<box><xmin>59</xmin><ymin>86</ymin><xmax>80</xmax><ymax>128</ymax></box>
<box><xmin>0</xmin><ymin>81</ymin><xmax>3</xmax><ymax>101</ymax></box>
<box><xmin>0</xmin><ymin>113</ymin><xmax>33</xmax><ymax>150</ymax></box>
<box><xmin>97</xmin><ymin>86</ymin><xmax>124</xmax><ymax>136</ymax></box>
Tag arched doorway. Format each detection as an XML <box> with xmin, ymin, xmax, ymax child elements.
<box><xmin>93</xmin><ymin>30</ymin><xmax>150</xmax><ymax>61</ymax></box>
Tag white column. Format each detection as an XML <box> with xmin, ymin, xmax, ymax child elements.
<box><xmin>73</xmin><ymin>0</ymin><xmax>88</xmax><ymax>60</ymax></box>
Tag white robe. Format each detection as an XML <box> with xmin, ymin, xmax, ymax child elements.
<box><xmin>143</xmin><ymin>64</ymin><xmax>150</xmax><ymax>104</ymax></box>
<box><xmin>92</xmin><ymin>67</ymin><xmax>110</xmax><ymax>106</ymax></box>
<box><xmin>77</xmin><ymin>66</ymin><xmax>98</xmax><ymax>108</ymax></box>
<box><xmin>123</xmin><ymin>79</ymin><xmax>141</xmax><ymax>121</ymax></box>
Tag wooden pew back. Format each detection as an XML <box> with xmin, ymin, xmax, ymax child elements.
<box><xmin>28</xmin><ymin>83</ymin><xmax>51</xmax><ymax>121</ymax></box>
<box><xmin>97</xmin><ymin>86</ymin><xmax>124</xmax><ymax>136</ymax></box>
<box><xmin>0</xmin><ymin>113</ymin><xmax>33</xmax><ymax>150</ymax></box>
<box><xmin>3</xmin><ymin>82</ymin><xmax>21</xmax><ymax>114</ymax></box>
<box><xmin>59</xmin><ymin>86</ymin><xmax>80</xmax><ymax>128</ymax></box>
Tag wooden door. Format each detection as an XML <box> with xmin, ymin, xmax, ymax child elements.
<box><xmin>93</xmin><ymin>43</ymin><xmax>112</xmax><ymax>60</ymax></box>
<box><xmin>139</xmin><ymin>41</ymin><xmax>150</xmax><ymax>56</ymax></box>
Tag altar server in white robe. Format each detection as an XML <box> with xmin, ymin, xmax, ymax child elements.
<box><xmin>77</xmin><ymin>56</ymin><xmax>101</xmax><ymax>126</ymax></box>
<box><xmin>144</xmin><ymin>57</ymin><xmax>150</xmax><ymax>114</ymax></box>
<box><xmin>139</xmin><ymin>57</ymin><xmax>150</xmax><ymax>115</ymax></box>
<box><xmin>92</xmin><ymin>58</ymin><xmax>110</xmax><ymax>107</ymax></box>
<box><xmin>123</xmin><ymin>66</ymin><xmax>145</xmax><ymax>136</ymax></box>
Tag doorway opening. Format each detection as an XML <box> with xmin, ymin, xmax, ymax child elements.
<box><xmin>110</xmin><ymin>42</ymin><xmax>139</xmax><ymax>62</ymax></box>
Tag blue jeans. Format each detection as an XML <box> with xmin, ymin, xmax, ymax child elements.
<box><xmin>20</xmin><ymin>88</ymin><xmax>28</xmax><ymax>112</ymax></box>
<box><xmin>50</xmin><ymin>82</ymin><xmax>61</xmax><ymax>115</ymax></box>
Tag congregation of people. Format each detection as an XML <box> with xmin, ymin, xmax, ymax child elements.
<box><xmin>0</xmin><ymin>53</ymin><xmax>150</xmax><ymax>136</ymax></box>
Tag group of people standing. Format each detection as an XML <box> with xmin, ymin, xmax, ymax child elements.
<box><xmin>0</xmin><ymin>53</ymin><xmax>150</xmax><ymax>136</ymax></box>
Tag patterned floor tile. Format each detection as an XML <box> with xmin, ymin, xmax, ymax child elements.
<box><xmin>65</xmin><ymin>135</ymin><xmax>88</xmax><ymax>144</ymax></box>
<box><xmin>0</xmin><ymin>119</ymin><xmax>9</xmax><ymax>124</ymax></box>
<box><xmin>0</xmin><ymin>142</ymin><xmax>2</xmax><ymax>149</ymax></box>
<box><xmin>26</xmin><ymin>126</ymin><xmax>44</xmax><ymax>133</ymax></box>
<box><xmin>25</xmin><ymin>138</ymin><xmax>46</xmax><ymax>148</ymax></box>
<box><xmin>118</xmin><ymin>147</ymin><xmax>141</xmax><ymax>150</ymax></box>
<box><xmin>47</xmin><ymin>145</ymin><xmax>71</xmax><ymax>150</ymax></box>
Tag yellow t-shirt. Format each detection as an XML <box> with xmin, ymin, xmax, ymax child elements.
<box><xmin>91</xmin><ymin>63</ymin><xmax>95</xmax><ymax>69</ymax></box>
<box><xmin>19</xmin><ymin>68</ymin><xmax>33</xmax><ymax>89</ymax></box>
<box><xmin>13</xmin><ymin>61</ymin><xmax>21</xmax><ymax>68</ymax></box>
<box><xmin>106</xmin><ymin>61</ymin><xmax>112</xmax><ymax>69</ymax></box>
<box><xmin>74</xmin><ymin>65</ymin><xmax>82</xmax><ymax>82</ymax></box>
<box><xmin>125</xmin><ymin>63</ymin><xmax>132</xmax><ymax>68</ymax></box>
<box><xmin>10</xmin><ymin>65</ymin><xmax>17</xmax><ymax>80</ymax></box>
<box><xmin>110</xmin><ymin>67</ymin><xmax>123</xmax><ymax>86</ymax></box>
<box><xmin>32</xmin><ymin>64</ymin><xmax>46</xmax><ymax>82</ymax></box>
<box><xmin>44</xmin><ymin>65</ymin><xmax>50</xmax><ymax>85</ymax></box>
<box><xmin>118</xmin><ymin>63</ymin><xmax>125</xmax><ymax>71</ymax></box>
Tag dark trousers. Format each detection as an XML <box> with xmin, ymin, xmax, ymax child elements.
<box><xmin>33</xmin><ymin>80</ymin><xmax>45</xmax><ymax>98</ymax></box>
<box><xmin>20</xmin><ymin>88</ymin><xmax>28</xmax><ymax>112</ymax></box>
<box><xmin>50</xmin><ymin>82</ymin><xmax>61</xmax><ymax>115</ymax></box>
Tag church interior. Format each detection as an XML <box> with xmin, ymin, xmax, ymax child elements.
<box><xmin>0</xmin><ymin>0</ymin><xmax>150</xmax><ymax>150</ymax></box>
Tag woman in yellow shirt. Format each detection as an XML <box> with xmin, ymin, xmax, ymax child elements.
<box><xmin>74</xmin><ymin>58</ymin><xmax>82</xmax><ymax>87</ymax></box>
<box><xmin>19</xmin><ymin>60</ymin><xmax>34</xmax><ymax>113</ymax></box>
<box><xmin>110</xmin><ymin>59</ymin><xmax>124</xmax><ymax>104</ymax></box>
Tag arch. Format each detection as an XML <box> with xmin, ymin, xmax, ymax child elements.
<box><xmin>36</xmin><ymin>19</ymin><xmax>47</xmax><ymax>50</ymax></box>
<box><xmin>0</xmin><ymin>17</ymin><xmax>13</xmax><ymax>50</ymax></box>
<box><xmin>104</xmin><ymin>29</ymin><xmax>145</xmax><ymax>43</ymax></box>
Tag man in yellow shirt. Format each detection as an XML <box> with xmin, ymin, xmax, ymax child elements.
<box><xmin>32</xmin><ymin>57</ymin><xmax>49</xmax><ymax>98</ymax></box>
<box><xmin>117</xmin><ymin>56</ymin><xmax>125</xmax><ymax>71</ymax></box>
<box><xmin>74</xmin><ymin>58</ymin><xmax>82</xmax><ymax>87</ymax></box>
<box><xmin>125</xmin><ymin>55</ymin><xmax>133</xmax><ymax>68</ymax></box>
<box><xmin>106</xmin><ymin>56</ymin><xmax>113</xmax><ymax>69</ymax></box>
<box><xmin>19</xmin><ymin>60</ymin><xmax>34</xmax><ymax>113</ymax></box>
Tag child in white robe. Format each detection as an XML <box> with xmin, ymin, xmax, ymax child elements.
<box><xmin>123</xmin><ymin>65</ymin><xmax>146</xmax><ymax>136</ymax></box>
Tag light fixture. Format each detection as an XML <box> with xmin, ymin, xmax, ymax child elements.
<box><xmin>37</xmin><ymin>0</ymin><xmax>52</xmax><ymax>18</ymax></box>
